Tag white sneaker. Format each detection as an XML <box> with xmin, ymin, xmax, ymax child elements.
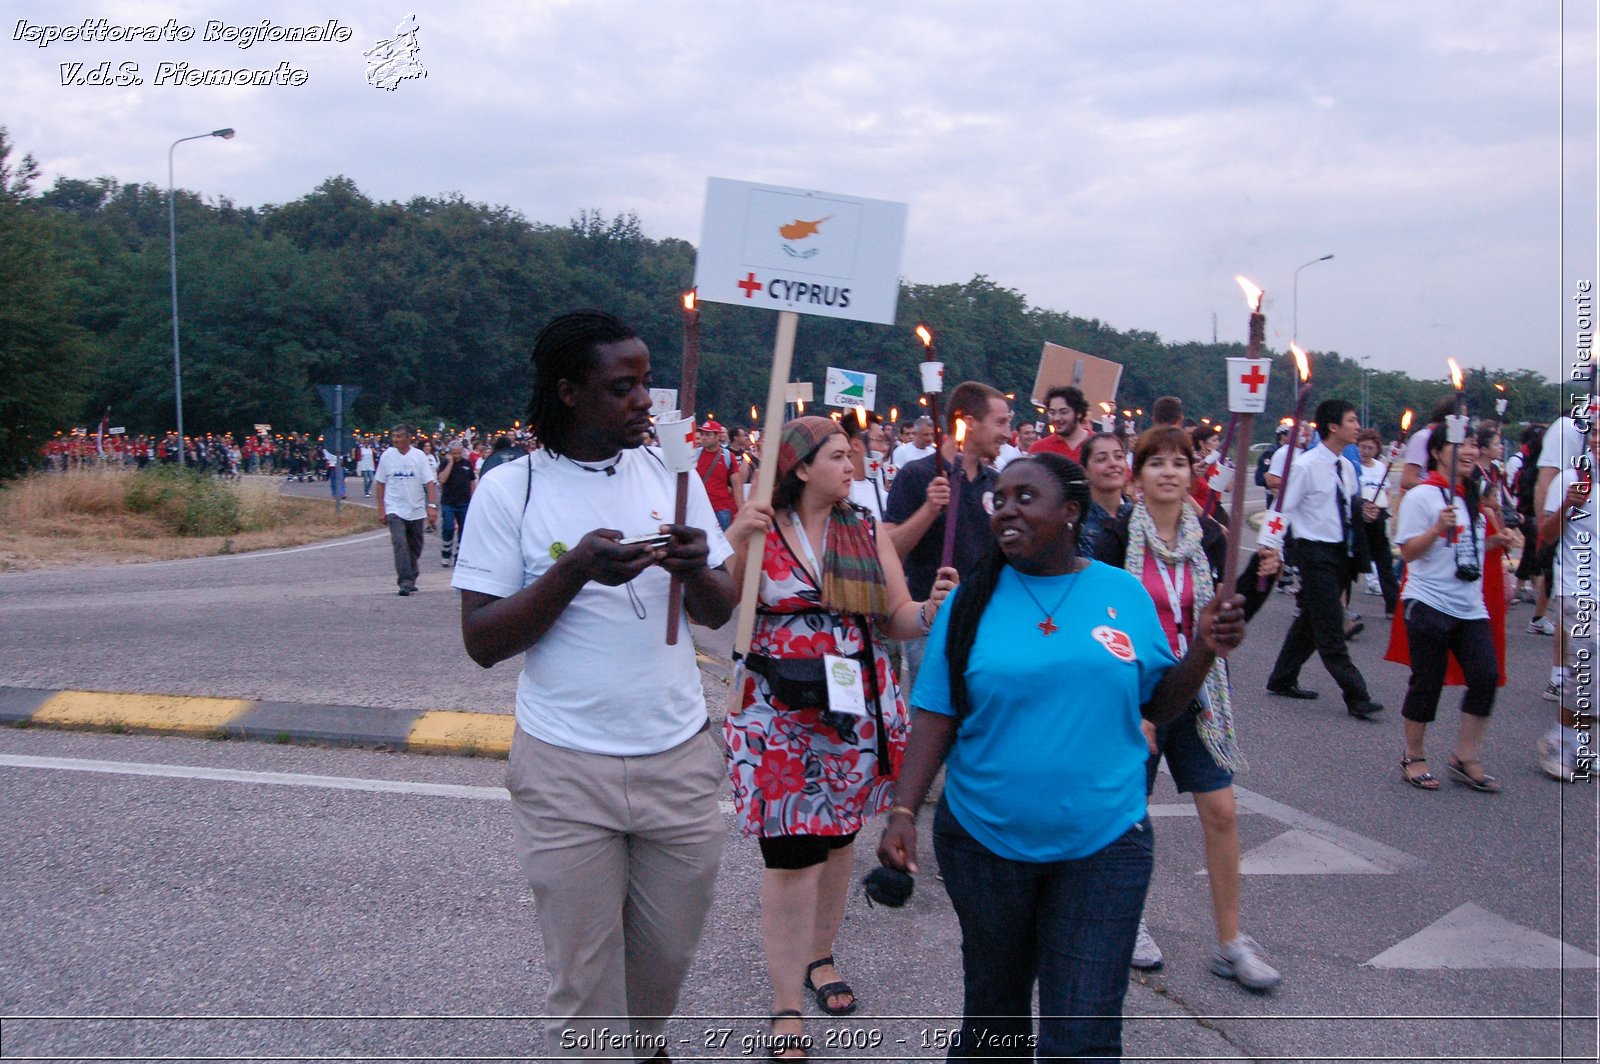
<box><xmin>1211</xmin><ymin>933</ymin><xmax>1281</xmax><ymax>991</ymax></box>
<box><xmin>1365</xmin><ymin>581</ymin><xmax>1383</xmax><ymax>596</ymax></box>
<box><xmin>1131</xmin><ymin>919</ymin><xmax>1164</xmax><ymax>970</ymax></box>
<box><xmin>1537</xmin><ymin>736</ymin><xmax>1578</xmax><ymax>782</ymax></box>
<box><xmin>1528</xmin><ymin>616</ymin><xmax>1557</xmax><ymax>636</ymax></box>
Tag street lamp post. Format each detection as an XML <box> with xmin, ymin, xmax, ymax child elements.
<box><xmin>1359</xmin><ymin>354</ymin><xmax>1372</xmax><ymax>427</ymax></box>
<box><xmin>167</xmin><ymin>127</ymin><xmax>235</xmax><ymax>466</ymax></box>
<box><xmin>1291</xmin><ymin>253</ymin><xmax>1334</xmax><ymax>344</ymax></box>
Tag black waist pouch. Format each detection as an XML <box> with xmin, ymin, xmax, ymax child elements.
<box><xmin>745</xmin><ymin>654</ymin><xmax>828</xmax><ymax>710</ymax></box>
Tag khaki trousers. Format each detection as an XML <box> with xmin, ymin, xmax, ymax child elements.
<box><xmin>506</xmin><ymin>725</ymin><xmax>724</xmax><ymax>1060</ymax></box>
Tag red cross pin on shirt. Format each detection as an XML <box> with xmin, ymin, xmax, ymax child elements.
<box><xmin>736</xmin><ymin>272</ymin><xmax>763</xmax><ymax>298</ymax></box>
<box><xmin>1240</xmin><ymin>364</ymin><xmax>1268</xmax><ymax>393</ymax></box>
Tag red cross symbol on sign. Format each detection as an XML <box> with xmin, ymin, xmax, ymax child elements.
<box><xmin>736</xmin><ymin>272</ymin><xmax>763</xmax><ymax>298</ymax></box>
<box><xmin>1240</xmin><ymin>365</ymin><xmax>1268</xmax><ymax>393</ymax></box>
<box><xmin>1266</xmin><ymin>515</ymin><xmax>1285</xmax><ymax>535</ymax></box>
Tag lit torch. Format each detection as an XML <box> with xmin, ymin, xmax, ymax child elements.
<box><xmin>1493</xmin><ymin>382</ymin><xmax>1508</xmax><ymax>417</ymax></box>
<box><xmin>1376</xmin><ymin>408</ymin><xmax>1412</xmax><ymax>499</ymax></box>
<box><xmin>665</xmin><ymin>287</ymin><xmax>701</xmax><ymax>647</ymax></box>
<box><xmin>1225</xmin><ymin>276</ymin><xmax>1273</xmax><ymax>593</ymax></box>
<box><xmin>915</xmin><ymin>323</ymin><xmax>948</xmax><ymax>480</ymax></box>
<box><xmin>940</xmin><ymin>418</ymin><xmax>966</xmax><ymax>569</ymax></box>
<box><xmin>1446</xmin><ymin>358</ymin><xmax>1469</xmax><ymax>499</ymax></box>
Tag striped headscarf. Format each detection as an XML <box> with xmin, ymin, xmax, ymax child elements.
<box><xmin>777</xmin><ymin>417</ymin><xmax>888</xmax><ymax>618</ymax></box>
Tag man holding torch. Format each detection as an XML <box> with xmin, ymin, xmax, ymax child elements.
<box><xmin>883</xmin><ymin>380</ymin><xmax>1011</xmax><ymax>691</ymax></box>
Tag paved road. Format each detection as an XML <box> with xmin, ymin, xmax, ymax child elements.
<box><xmin>1</xmin><ymin>478</ymin><xmax>1597</xmax><ymax>1061</ymax></box>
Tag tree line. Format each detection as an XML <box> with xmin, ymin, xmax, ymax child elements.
<box><xmin>0</xmin><ymin>125</ymin><xmax>1560</xmax><ymax>477</ymax></box>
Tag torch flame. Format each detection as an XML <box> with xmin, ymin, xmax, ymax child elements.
<box><xmin>1289</xmin><ymin>341</ymin><xmax>1311</xmax><ymax>382</ymax></box>
<box><xmin>1401</xmin><ymin>409</ymin><xmax>1414</xmax><ymax>432</ymax></box>
<box><xmin>1100</xmin><ymin>401</ymin><xmax>1114</xmax><ymax>413</ymax></box>
<box><xmin>954</xmin><ymin>419</ymin><xmax>967</xmax><ymax>445</ymax></box>
<box><xmin>1493</xmin><ymin>382</ymin><xmax>1505</xmax><ymax>392</ymax></box>
<box><xmin>682</xmin><ymin>289</ymin><xmax>697</xmax><ymax>312</ymax></box>
<box><xmin>750</xmin><ymin>405</ymin><xmax>759</xmax><ymax>421</ymax></box>
<box><xmin>915</xmin><ymin>324</ymin><xmax>934</xmax><ymax>349</ymax></box>
<box><xmin>889</xmin><ymin>406</ymin><xmax>899</xmax><ymax>422</ymax></box>
<box><xmin>855</xmin><ymin>405</ymin><xmax>868</xmax><ymax>429</ymax></box>
<box><xmin>796</xmin><ymin>398</ymin><xmax>805</xmax><ymax>414</ymax></box>
<box><xmin>1235</xmin><ymin>275</ymin><xmax>1264</xmax><ymax>312</ymax></box>
<box><xmin>1447</xmin><ymin>358</ymin><xmax>1464</xmax><ymax>391</ymax></box>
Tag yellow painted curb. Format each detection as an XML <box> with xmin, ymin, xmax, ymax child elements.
<box><xmin>407</xmin><ymin>710</ymin><xmax>516</xmax><ymax>755</ymax></box>
<box><xmin>32</xmin><ymin>691</ymin><xmax>252</xmax><ymax>733</ymax></box>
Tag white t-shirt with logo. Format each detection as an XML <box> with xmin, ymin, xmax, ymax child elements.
<box><xmin>374</xmin><ymin>446</ymin><xmax>434</xmax><ymax>519</ymax></box>
<box><xmin>1545</xmin><ymin>466</ymin><xmax>1598</xmax><ymax>601</ymax></box>
<box><xmin>1395</xmin><ymin>484</ymin><xmax>1488</xmax><ymax>620</ymax></box>
<box><xmin>451</xmin><ymin>448</ymin><xmax>734</xmax><ymax>756</ymax></box>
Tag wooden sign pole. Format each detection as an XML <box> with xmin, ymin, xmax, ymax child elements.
<box><xmin>733</xmin><ymin>310</ymin><xmax>800</xmax><ymax>657</ymax></box>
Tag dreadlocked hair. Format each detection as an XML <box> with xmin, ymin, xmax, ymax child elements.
<box><xmin>526</xmin><ymin>309</ymin><xmax>636</xmax><ymax>457</ymax></box>
<box><xmin>944</xmin><ymin>453</ymin><xmax>1090</xmax><ymax>721</ymax></box>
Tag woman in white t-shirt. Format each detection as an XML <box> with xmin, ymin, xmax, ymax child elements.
<box><xmin>1393</xmin><ymin>430</ymin><xmax>1514</xmax><ymax>793</ymax></box>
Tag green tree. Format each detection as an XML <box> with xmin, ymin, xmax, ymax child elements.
<box><xmin>0</xmin><ymin>127</ymin><xmax>88</xmax><ymax>476</ymax></box>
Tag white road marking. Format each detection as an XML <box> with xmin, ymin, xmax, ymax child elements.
<box><xmin>1232</xmin><ymin>782</ymin><xmax>1422</xmax><ymax>873</ymax></box>
<box><xmin>1204</xmin><ymin>828</ymin><xmax>1390</xmax><ymax>875</ymax></box>
<box><xmin>0</xmin><ymin>753</ymin><xmax>738</xmax><ymax>813</ymax></box>
<box><xmin>0</xmin><ymin>754</ymin><xmax>509</xmax><ymax>800</ymax></box>
<box><xmin>1364</xmin><ymin>902</ymin><xmax>1599</xmax><ymax>969</ymax></box>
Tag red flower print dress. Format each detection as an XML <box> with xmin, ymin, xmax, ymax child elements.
<box><xmin>724</xmin><ymin>522</ymin><xmax>908</xmax><ymax>838</ymax></box>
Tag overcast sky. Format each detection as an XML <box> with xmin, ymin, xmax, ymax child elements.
<box><xmin>6</xmin><ymin>1</ymin><xmax>1596</xmax><ymax>384</ymax></box>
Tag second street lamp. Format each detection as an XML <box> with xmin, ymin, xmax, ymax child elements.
<box><xmin>167</xmin><ymin>127</ymin><xmax>235</xmax><ymax>466</ymax></box>
<box><xmin>1291</xmin><ymin>253</ymin><xmax>1334</xmax><ymax>345</ymax></box>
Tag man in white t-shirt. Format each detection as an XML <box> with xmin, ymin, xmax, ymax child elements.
<box><xmin>891</xmin><ymin>416</ymin><xmax>936</xmax><ymax>469</ymax></box>
<box><xmin>373</xmin><ymin>425</ymin><xmax>437</xmax><ymax>596</ymax></box>
<box><xmin>1536</xmin><ymin>418</ymin><xmax>1598</xmax><ymax>782</ymax></box>
<box><xmin>452</xmin><ymin>310</ymin><xmax>735</xmax><ymax>1059</ymax></box>
<box><xmin>355</xmin><ymin>439</ymin><xmax>377</xmax><ymax>497</ymax></box>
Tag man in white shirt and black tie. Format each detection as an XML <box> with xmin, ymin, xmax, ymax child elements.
<box><xmin>1266</xmin><ymin>399</ymin><xmax>1385</xmax><ymax>719</ymax></box>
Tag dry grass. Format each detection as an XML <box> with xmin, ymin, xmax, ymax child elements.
<box><xmin>0</xmin><ymin>469</ymin><xmax>364</xmax><ymax>572</ymax></box>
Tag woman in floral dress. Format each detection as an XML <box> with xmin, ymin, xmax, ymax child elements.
<box><xmin>725</xmin><ymin>416</ymin><xmax>955</xmax><ymax>1059</ymax></box>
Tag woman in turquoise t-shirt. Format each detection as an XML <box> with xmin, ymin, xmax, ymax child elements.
<box><xmin>877</xmin><ymin>453</ymin><xmax>1247</xmax><ymax>1061</ymax></box>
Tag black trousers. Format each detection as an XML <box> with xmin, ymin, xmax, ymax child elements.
<box><xmin>1399</xmin><ymin>600</ymin><xmax>1499</xmax><ymax>722</ymax></box>
<box><xmin>1362</xmin><ymin>515</ymin><xmax>1399</xmax><ymax>614</ymax></box>
<box><xmin>1268</xmin><ymin>540</ymin><xmax>1372</xmax><ymax>706</ymax></box>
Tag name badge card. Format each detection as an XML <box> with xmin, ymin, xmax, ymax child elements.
<box><xmin>823</xmin><ymin>654</ymin><xmax>868</xmax><ymax>716</ymax></box>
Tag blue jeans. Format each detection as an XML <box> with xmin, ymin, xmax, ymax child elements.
<box><xmin>440</xmin><ymin>503</ymin><xmax>469</xmax><ymax>553</ymax></box>
<box><xmin>360</xmin><ymin>470</ymin><xmax>374</xmax><ymax>495</ymax></box>
<box><xmin>328</xmin><ymin>465</ymin><xmax>346</xmax><ymax>498</ymax></box>
<box><xmin>713</xmin><ymin>509</ymin><xmax>733</xmax><ymax>532</ymax></box>
<box><xmin>933</xmin><ymin>799</ymin><xmax>1153</xmax><ymax>1061</ymax></box>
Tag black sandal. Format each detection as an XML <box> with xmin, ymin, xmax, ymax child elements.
<box><xmin>803</xmin><ymin>955</ymin><xmax>858</xmax><ymax>1016</ymax></box>
<box><xmin>1400</xmin><ymin>754</ymin><xmax>1439</xmax><ymax>790</ymax></box>
<box><xmin>1448</xmin><ymin>756</ymin><xmax>1502</xmax><ymax>793</ymax></box>
<box><xmin>768</xmin><ymin>1009</ymin><xmax>808</xmax><ymax>1061</ymax></box>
